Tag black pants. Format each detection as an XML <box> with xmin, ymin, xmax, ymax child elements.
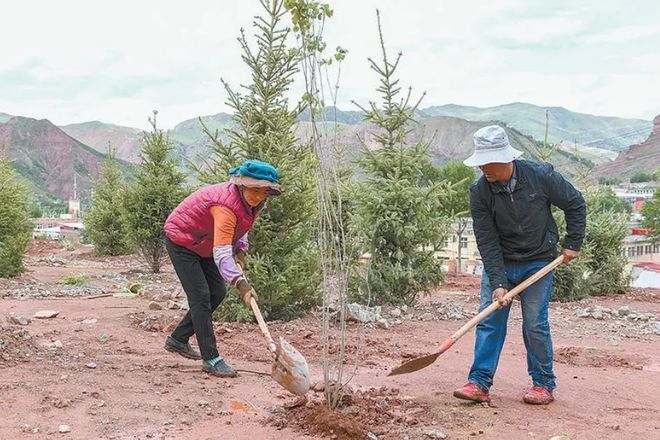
<box><xmin>165</xmin><ymin>237</ymin><xmax>227</xmax><ymax>361</ymax></box>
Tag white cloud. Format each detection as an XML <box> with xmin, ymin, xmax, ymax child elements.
<box><xmin>0</xmin><ymin>0</ymin><xmax>658</xmax><ymax>129</ymax></box>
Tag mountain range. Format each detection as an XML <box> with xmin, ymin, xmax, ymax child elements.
<box><xmin>422</xmin><ymin>103</ymin><xmax>651</xmax><ymax>151</ymax></box>
<box><xmin>0</xmin><ymin>103</ymin><xmax>656</xmax><ymax>206</ymax></box>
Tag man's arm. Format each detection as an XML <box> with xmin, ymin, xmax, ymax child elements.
<box><xmin>546</xmin><ymin>167</ymin><xmax>586</xmax><ymax>261</ymax></box>
<box><xmin>470</xmin><ymin>186</ymin><xmax>507</xmax><ymax>290</ymax></box>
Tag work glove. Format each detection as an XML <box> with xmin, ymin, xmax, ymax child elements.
<box><xmin>234</xmin><ymin>250</ymin><xmax>247</xmax><ymax>269</ymax></box>
<box><xmin>236</xmin><ymin>278</ymin><xmax>258</xmax><ymax>306</ymax></box>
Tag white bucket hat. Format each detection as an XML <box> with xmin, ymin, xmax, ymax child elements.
<box><xmin>463</xmin><ymin>125</ymin><xmax>523</xmax><ymax>167</ymax></box>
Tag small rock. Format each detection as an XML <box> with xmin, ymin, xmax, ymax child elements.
<box><xmin>148</xmin><ymin>301</ymin><xmax>164</xmax><ymax>310</ymax></box>
<box><xmin>98</xmin><ymin>400</ymin><xmax>106</xmax><ymax>407</ymax></box>
<box><xmin>376</xmin><ymin>318</ymin><xmax>390</xmax><ymax>329</ymax></box>
<box><xmin>549</xmin><ymin>436</ymin><xmax>571</xmax><ymax>440</ymax></box>
<box><xmin>575</xmin><ymin>308</ymin><xmax>589</xmax><ymax>318</ymax></box>
<box><xmin>425</xmin><ymin>429</ymin><xmax>447</xmax><ymax>439</ymax></box>
<box><xmin>420</xmin><ymin>312</ymin><xmax>434</xmax><ymax>321</ymax></box>
<box><xmin>367</xmin><ymin>433</ymin><xmax>379</xmax><ymax>440</ymax></box>
<box><xmin>389</xmin><ymin>308</ymin><xmax>402</xmax><ymax>318</ymax></box>
<box><xmin>591</xmin><ymin>309</ymin><xmax>604</xmax><ymax>320</ymax></box>
<box><xmin>400</xmin><ymin>305</ymin><xmax>408</xmax><ymax>313</ymax></box>
<box><xmin>82</xmin><ymin>318</ymin><xmax>97</xmax><ymax>325</ymax></box>
<box><xmin>346</xmin><ymin>303</ymin><xmax>382</xmax><ymax>323</ymax></box>
<box><xmin>53</xmin><ymin>340</ymin><xmax>63</xmax><ymax>349</ymax></box>
<box><xmin>198</xmin><ymin>400</ymin><xmax>210</xmax><ymax>407</ymax></box>
<box><xmin>654</xmin><ymin>322</ymin><xmax>660</xmax><ymax>336</ymax></box>
<box><xmin>340</xmin><ymin>405</ymin><xmax>359</xmax><ymax>415</ymax></box>
<box><xmin>617</xmin><ymin>306</ymin><xmax>631</xmax><ymax>317</ymax></box>
<box><xmin>85</xmin><ymin>362</ymin><xmax>97</xmax><ymax>369</ymax></box>
<box><xmin>637</xmin><ymin>313</ymin><xmax>653</xmax><ymax>322</ymax></box>
<box><xmin>217</xmin><ymin>409</ymin><xmax>232</xmax><ymax>416</ymax></box>
<box><xmin>58</xmin><ymin>424</ymin><xmax>71</xmax><ymax>433</ymax></box>
<box><xmin>163</xmin><ymin>419</ymin><xmax>173</xmax><ymax>426</ymax></box>
<box><xmin>34</xmin><ymin>310</ymin><xmax>59</xmax><ymax>319</ymax></box>
<box><xmin>10</xmin><ymin>315</ymin><xmax>29</xmax><ymax>326</ymax></box>
<box><xmin>166</xmin><ymin>300</ymin><xmax>180</xmax><ymax>310</ymax></box>
<box><xmin>312</xmin><ymin>381</ymin><xmax>325</xmax><ymax>392</ymax></box>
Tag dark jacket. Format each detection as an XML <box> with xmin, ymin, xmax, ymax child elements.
<box><xmin>470</xmin><ymin>159</ymin><xmax>586</xmax><ymax>289</ymax></box>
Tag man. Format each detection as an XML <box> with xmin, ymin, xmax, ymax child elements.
<box><xmin>454</xmin><ymin>125</ymin><xmax>586</xmax><ymax>405</ymax></box>
<box><xmin>162</xmin><ymin>160</ymin><xmax>282</xmax><ymax>377</ymax></box>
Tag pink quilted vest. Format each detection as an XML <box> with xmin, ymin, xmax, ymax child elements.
<box><xmin>164</xmin><ymin>182</ymin><xmax>256</xmax><ymax>257</ymax></box>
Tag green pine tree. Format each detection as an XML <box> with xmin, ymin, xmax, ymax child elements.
<box><xmin>197</xmin><ymin>0</ymin><xmax>320</xmax><ymax>321</ymax></box>
<box><xmin>0</xmin><ymin>155</ymin><xmax>32</xmax><ymax>278</ymax></box>
<box><xmin>641</xmin><ymin>190</ymin><xmax>660</xmax><ymax>238</ymax></box>
<box><xmin>553</xmin><ymin>188</ymin><xmax>630</xmax><ymax>301</ymax></box>
<box><xmin>85</xmin><ymin>145</ymin><xmax>133</xmax><ymax>256</ymax></box>
<box><xmin>123</xmin><ymin>112</ymin><xmax>188</xmax><ymax>273</ymax></box>
<box><xmin>350</xmin><ymin>11</ymin><xmax>451</xmax><ymax>306</ymax></box>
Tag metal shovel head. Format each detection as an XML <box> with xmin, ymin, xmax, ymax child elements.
<box><xmin>271</xmin><ymin>337</ymin><xmax>310</xmax><ymax>396</ymax></box>
<box><xmin>388</xmin><ymin>352</ymin><xmax>440</xmax><ymax>376</ymax></box>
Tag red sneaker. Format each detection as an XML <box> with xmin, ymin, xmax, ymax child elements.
<box><xmin>453</xmin><ymin>382</ymin><xmax>490</xmax><ymax>402</ymax></box>
<box><xmin>523</xmin><ymin>386</ymin><xmax>554</xmax><ymax>405</ymax></box>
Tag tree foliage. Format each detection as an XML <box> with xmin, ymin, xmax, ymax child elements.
<box><xmin>198</xmin><ymin>0</ymin><xmax>320</xmax><ymax>321</ymax></box>
<box><xmin>0</xmin><ymin>156</ymin><xmax>32</xmax><ymax>278</ymax></box>
<box><xmin>349</xmin><ymin>11</ymin><xmax>451</xmax><ymax>306</ymax></box>
<box><xmin>641</xmin><ymin>190</ymin><xmax>660</xmax><ymax>238</ymax></box>
<box><xmin>123</xmin><ymin>112</ymin><xmax>188</xmax><ymax>273</ymax></box>
<box><xmin>86</xmin><ymin>145</ymin><xmax>133</xmax><ymax>256</ymax></box>
<box><xmin>553</xmin><ymin>188</ymin><xmax>630</xmax><ymax>301</ymax></box>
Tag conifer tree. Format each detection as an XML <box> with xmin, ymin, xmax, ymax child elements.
<box><xmin>0</xmin><ymin>155</ymin><xmax>32</xmax><ymax>277</ymax></box>
<box><xmin>197</xmin><ymin>0</ymin><xmax>320</xmax><ymax>321</ymax></box>
<box><xmin>350</xmin><ymin>11</ymin><xmax>451</xmax><ymax>305</ymax></box>
<box><xmin>123</xmin><ymin>112</ymin><xmax>188</xmax><ymax>273</ymax></box>
<box><xmin>86</xmin><ymin>145</ymin><xmax>133</xmax><ymax>256</ymax></box>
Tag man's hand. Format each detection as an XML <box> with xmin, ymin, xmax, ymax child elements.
<box><xmin>234</xmin><ymin>250</ymin><xmax>247</xmax><ymax>270</ymax></box>
<box><xmin>561</xmin><ymin>248</ymin><xmax>580</xmax><ymax>265</ymax></box>
<box><xmin>492</xmin><ymin>287</ymin><xmax>511</xmax><ymax>307</ymax></box>
<box><xmin>237</xmin><ymin>279</ymin><xmax>258</xmax><ymax>306</ymax></box>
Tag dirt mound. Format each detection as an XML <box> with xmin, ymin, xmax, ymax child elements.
<box><xmin>555</xmin><ymin>346</ymin><xmax>648</xmax><ymax>370</ymax></box>
<box><xmin>0</xmin><ymin>326</ymin><xmax>41</xmax><ymax>366</ymax></box>
<box><xmin>272</xmin><ymin>386</ymin><xmax>431</xmax><ymax>440</ymax></box>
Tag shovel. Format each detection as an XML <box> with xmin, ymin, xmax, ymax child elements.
<box><xmin>248</xmin><ymin>295</ymin><xmax>311</xmax><ymax>395</ymax></box>
<box><xmin>388</xmin><ymin>255</ymin><xmax>564</xmax><ymax>376</ymax></box>
<box><xmin>237</xmin><ymin>262</ymin><xmax>310</xmax><ymax>395</ymax></box>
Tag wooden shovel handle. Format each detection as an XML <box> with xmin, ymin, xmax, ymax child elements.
<box><xmin>236</xmin><ymin>260</ymin><xmax>277</xmax><ymax>354</ymax></box>
<box><xmin>445</xmin><ymin>255</ymin><xmax>564</xmax><ymax>348</ymax></box>
<box><xmin>250</xmin><ymin>297</ymin><xmax>276</xmax><ymax>352</ymax></box>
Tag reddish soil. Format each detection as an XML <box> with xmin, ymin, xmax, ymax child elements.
<box><xmin>1</xmin><ymin>242</ymin><xmax>659</xmax><ymax>439</ymax></box>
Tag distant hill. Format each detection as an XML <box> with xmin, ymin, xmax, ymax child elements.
<box><xmin>296</xmin><ymin>116</ymin><xmax>585</xmax><ymax>178</ymax></box>
<box><xmin>594</xmin><ymin>115</ymin><xmax>660</xmax><ymax>180</ymax></box>
<box><xmin>61</xmin><ymin>121</ymin><xmax>143</xmax><ymax>163</ymax></box>
<box><xmin>422</xmin><ymin>102</ymin><xmax>652</xmax><ymax>152</ymax></box>
<box><xmin>0</xmin><ymin>116</ymin><xmax>129</xmax><ymax>203</ymax></box>
<box><xmin>0</xmin><ymin>112</ymin><xmax>13</xmax><ymax>123</ymax></box>
<box><xmin>298</xmin><ymin>106</ymin><xmax>364</xmax><ymax>125</ymax></box>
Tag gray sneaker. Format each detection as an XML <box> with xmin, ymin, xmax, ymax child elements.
<box><xmin>202</xmin><ymin>358</ymin><xmax>238</xmax><ymax>378</ymax></box>
<box><xmin>164</xmin><ymin>336</ymin><xmax>202</xmax><ymax>360</ymax></box>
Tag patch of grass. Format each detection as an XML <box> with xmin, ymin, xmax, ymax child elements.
<box><xmin>60</xmin><ymin>274</ymin><xmax>91</xmax><ymax>286</ymax></box>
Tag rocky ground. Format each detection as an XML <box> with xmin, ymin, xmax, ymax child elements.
<box><xmin>1</xmin><ymin>241</ymin><xmax>659</xmax><ymax>439</ymax></box>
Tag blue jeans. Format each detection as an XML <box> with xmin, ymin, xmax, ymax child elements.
<box><xmin>468</xmin><ymin>260</ymin><xmax>556</xmax><ymax>391</ymax></box>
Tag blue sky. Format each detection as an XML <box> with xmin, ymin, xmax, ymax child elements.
<box><xmin>1</xmin><ymin>0</ymin><xmax>658</xmax><ymax>129</ymax></box>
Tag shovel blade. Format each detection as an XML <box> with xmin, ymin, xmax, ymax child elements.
<box><xmin>388</xmin><ymin>352</ymin><xmax>440</xmax><ymax>376</ymax></box>
<box><xmin>271</xmin><ymin>337</ymin><xmax>310</xmax><ymax>396</ymax></box>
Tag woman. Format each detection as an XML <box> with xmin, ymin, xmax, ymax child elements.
<box><xmin>162</xmin><ymin>160</ymin><xmax>282</xmax><ymax>377</ymax></box>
